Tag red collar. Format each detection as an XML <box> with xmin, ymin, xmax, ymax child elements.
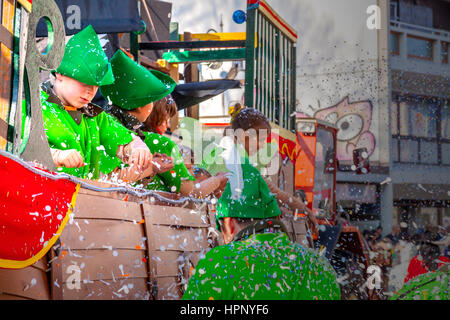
<box><xmin>154</xmin><ymin>126</ymin><xmax>163</xmax><ymax>135</ymax></box>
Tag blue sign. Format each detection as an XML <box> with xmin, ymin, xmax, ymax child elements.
<box><xmin>36</xmin><ymin>0</ymin><xmax>142</xmax><ymax>36</ymax></box>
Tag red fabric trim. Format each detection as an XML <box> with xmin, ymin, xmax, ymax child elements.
<box><xmin>153</xmin><ymin>126</ymin><xmax>163</xmax><ymax>135</ymax></box>
<box><xmin>0</xmin><ymin>153</ymin><xmax>78</xmax><ymax>267</ymax></box>
<box><xmin>259</xmin><ymin>1</ymin><xmax>298</xmax><ymax>40</ymax></box>
<box><xmin>404</xmin><ymin>255</ymin><xmax>450</xmax><ymax>283</ymax></box>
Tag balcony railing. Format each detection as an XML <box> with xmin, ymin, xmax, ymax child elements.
<box><xmin>390</xmin><ymin>20</ymin><xmax>450</xmax><ymax>39</ymax></box>
<box><xmin>390</xmin><ymin>20</ymin><xmax>450</xmax><ymax>68</ymax></box>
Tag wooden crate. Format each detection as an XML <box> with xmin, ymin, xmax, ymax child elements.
<box><xmin>50</xmin><ymin>182</ymin><xmax>215</xmax><ymax>300</ymax></box>
<box><xmin>143</xmin><ymin>201</ymin><xmax>214</xmax><ymax>300</ymax></box>
<box><xmin>0</xmin><ymin>256</ymin><xmax>50</xmax><ymax>300</ymax></box>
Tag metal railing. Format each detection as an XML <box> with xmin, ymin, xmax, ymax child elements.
<box><xmin>244</xmin><ymin>0</ymin><xmax>297</xmax><ymax>132</ymax></box>
<box><xmin>390</xmin><ymin>20</ymin><xmax>450</xmax><ymax>40</ymax></box>
<box><xmin>0</xmin><ymin>149</ymin><xmax>213</xmax><ymax>205</ymax></box>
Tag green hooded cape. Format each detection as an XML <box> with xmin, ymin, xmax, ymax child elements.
<box><xmin>390</xmin><ymin>269</ymin><xmax>449</xmax><ymax>300</ymax></box>
<box><xmin>182</xmin><ymin>232</ymin><xmax>341</xmax><ymax>300</ymax></box>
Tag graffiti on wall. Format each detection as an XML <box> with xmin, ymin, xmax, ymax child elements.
<box><xmin>313</xmin><ymin>96</ymin><xmax>376</xmax><ymax>162</ymax></box>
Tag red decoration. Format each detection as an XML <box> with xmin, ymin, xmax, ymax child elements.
<box><xmin>269</xmin><ymin>132</ymin><xmax>297</xmax><ymax>164</ymax></box>
<box><xmin>0</xmin><ymin>153</ymin><xmax>79</xmax><ymax>269</ymax></box>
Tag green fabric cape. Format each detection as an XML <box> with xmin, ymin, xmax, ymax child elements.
<box><xmin>390</xmin><ymin>269</ymin><xmax>449</xmax><ymax>300</ymax></box>
<box><xmin>215</xmin><ymin>141</ymin><xmax>281</xmax><ymax>229</ymax></box>
<box><xmin>182</xmin><ymin>232</ymin><xmax>341</xmax><ymax>300</ymax></box>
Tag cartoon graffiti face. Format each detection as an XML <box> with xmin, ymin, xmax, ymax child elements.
<box><xmin>314</xmin><ymin>97</ymin><xmax>376</xmax><ymax>161</ymax></box>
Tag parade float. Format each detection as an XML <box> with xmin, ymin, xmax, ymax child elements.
<box><xmin>0</xmin><ymin>0</ymin><xmax>368</xmax><ymax>300</ymax></box>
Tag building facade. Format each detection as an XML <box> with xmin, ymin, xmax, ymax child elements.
<box><xmin>389</xmin><ymin>0</ymin><xmax>450</xmax><ymax>235</ymax></box>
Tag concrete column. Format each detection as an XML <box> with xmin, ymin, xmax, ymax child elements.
<box><xmin>378</xmin><ymin>0</ymin><xmax>394</xmax><ymax>237</ymax></box>
<box><xmin>380</xmin><ymin>183</ymin><xmax>394</xmax><ymax>237</ymax></box>
<box><xmin>399</xmin><ymin>33</ymin><xmax>407</xmax><ymax>60</ymax></box>
<box><xmin>433</xmin><ymin>40</ymin><xmax>441</xmax><ymax>64</ymax></box>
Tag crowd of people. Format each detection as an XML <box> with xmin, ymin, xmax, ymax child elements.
<box><xmin>363</xmin><ymin>224</ymin><xmax>449</xmax><ymax>299</ymax></box>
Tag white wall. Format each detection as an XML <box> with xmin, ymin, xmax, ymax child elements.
<box><xmin>171</xmin><ymin>0</ymin><xmax>246</xmax><ymax>34</ymax></box>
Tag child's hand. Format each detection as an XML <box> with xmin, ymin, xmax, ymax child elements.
<box><xmin>215</xmin><ymin>171</ymin><xmax>229</xmax><ymax>187</ymax></box>
<box><xmin>125</xmin><ymin>136</ymin><xmax>152</xmax><ymax>171</ymax></box>
<box><xmin>151</xmin><ymin>153</ymin><xmax>174</xmax><ymax>174</ymax></box>
<box><xmin>51</xmin><ymin>149</ymin><xmax>85</xmax><ymax>168</ymax></box>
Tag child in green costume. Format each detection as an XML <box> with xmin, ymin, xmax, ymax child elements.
<box><xmin>144</xmin><ymin>95</ymin><xmax>228</xmax><ymax>196</ymax></box>
<box><xmin>182</xmin><ymin>108</ymin><xmax>340</xmax><ymax>300</ymax></box>
<box><xmin>42</xmin><ymin>25</ymin><xmax>152</xmax><ymax>181</ymax></box>
<box><xmin>101</xmin><ymin>50</ymin><xmax>228</xmax><ymax>196</ymax></box>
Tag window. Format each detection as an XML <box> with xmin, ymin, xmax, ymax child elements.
<box><xmin>390</xmin><ymin>32</ymin><xmax>400</xmax><ymax>55</ymax></box>
<box><xmin>442</xmin><ymin>103</ymin><xmax>450</xmax><ymax>165</ymax></box>
<box><xmin>392</xmin><ymin>93</ymin><xmax>448</xmax><ymax>165</ymax></box>
<box><xmin>407</xmin><ymin>35</ymin><xmax>433</xmax><ymax>60</ymax></box>
<box><xmin>391</xmin><ymin>99</ymin><xmax>398</xmax><ymax>135</ymax></box>
<box><xmin>442</xmin><ymin>42</ymin><xmax>449</xmax><ymax>64</ymax></box>
<box><xmin>336</xmin><ymin>184</ymin><xmax>379</xmax><ymax>221</ymax></box>
<box><xmin>408</xmin><ymin>100</ymin><xmax>437</xmax><ymax>138</ymax></box>
<box><xmin>418</xmin><ymin>207</ymin><xmax>439</xmax><ymax>228</ymax></box>
<box><xmin>441</xmin><ymin>103</ymin><xmax>450</xmax><ymax>140</ymax></box>
<box><xmin>313</xmin><ymin>128</ymin><xmax>335</xmax><ymax>219</ymax></box>
<box><xmin>442</xmin><ymin>143</ymin><xmax>450</xmax><ymax>165</ymax></box>
<box><xmin>390</xmin><ymin>1</ymin><xmax>399</xmax><ymax>21</ymax></box>
<box><xmin>398</xmin><ymin>98</ymin><xmax>437</xmax><ymax>138</ymax></box>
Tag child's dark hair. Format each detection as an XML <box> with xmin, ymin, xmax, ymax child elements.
<box><xmin>146</xmin><ymin>95</ymin><xmax>177</xmax><ymax>129</ymax></box>
<box><xmin>231</xmin><ymin>107</ymin><xmax>271</xmax><ymax>131</ymax></box>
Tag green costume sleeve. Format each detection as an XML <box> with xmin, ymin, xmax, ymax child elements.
<box><xmin>40</xmin><ymin>90</ymin><xmax>134</xmax><ymax>178</ymax></box>
<box><xmin>298</xmin><ymin>248</ymin><xmax>342</xmax><ymax>300</ymax></box>
<box><xmin>142</xmin><ymin>132</ymin><xmax>195</xmax><ymax>192</ymax></box>
<box><xmin>97</xmin><ymin>112</ymin><xmax>134</xmax><ymax>156</ymax></box>
<box><xmin>41</xmin><ymin>91</ymin><xmax>89</xmax><ymax>178</ymax></box>
<box><xmin>96</xmin><ymin>112</ymin><xmax>134</xmax><ymax>175</ymax></box>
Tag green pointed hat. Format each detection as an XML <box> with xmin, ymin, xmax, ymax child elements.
<box><xmin>100</xmin><ymin>50</ymin><xmax>177</xmax><ymax>110</ymax></box>
<box><xmin>55</xmin><ymin>25</ymin><xmax>114</xmax><ymax>86</ymax></box>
